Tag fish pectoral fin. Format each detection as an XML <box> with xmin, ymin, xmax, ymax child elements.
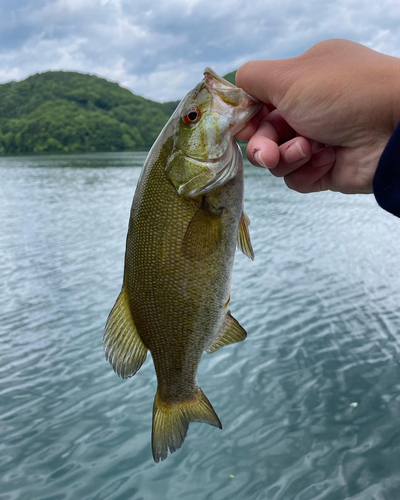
<box><xmin>103</xmin><ymin>287</ymin><xmax>147</xmax><ymax>379</ymax></box>
<box><xmin>237</xmin><ymin>211</ymin><xmax>254</xmax><ymax>260</ymax></box>
<box><xmin>206</xmin><ymin>311</ymin><xmax>247</xmax><ymax>354</ymax></box>
<box><xmin>152</xmin><ymin>387</ymin><xmax>222</xmax><ymax>463</ymax></box>
<box><xmin>182</xmin><ymin>200</ymin><xmax>222</xmax><ymax>260</ymax></box>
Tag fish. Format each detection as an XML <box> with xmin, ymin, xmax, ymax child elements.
<box><xmin>104</xmin><ymin>68</ymin><xmax>261</xmax><ymax>462</ymax></box>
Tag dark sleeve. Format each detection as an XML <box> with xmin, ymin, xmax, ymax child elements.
<box><xmin>373</xmin><ymin>122</ymin><xmax>400</xmax><ymax>217</ymax></box>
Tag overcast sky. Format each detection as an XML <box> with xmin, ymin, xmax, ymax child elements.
<box><xmin>1</xmin><ymin>0</ymin><xmax>400</xmax><ymax>101</ymax></box>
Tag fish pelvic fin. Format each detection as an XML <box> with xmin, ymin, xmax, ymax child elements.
<box><xmin>103</xmin><ymin>287</ymin><xmax>147</xmax><ymax>379</ymax></box>
<box><xmin>152</xmin><ymin>387</ymin><xmax>222</xmax><ymax>463</ymax></box>
<box><xmin>206</xmin><ymin>311</ymin><xmax>247</xmax><ymax>354</ymax></box>
<box><xmin>237</xmin><ymin>211</ymin><xmax>254</xmax><ymax>260</ymax></box>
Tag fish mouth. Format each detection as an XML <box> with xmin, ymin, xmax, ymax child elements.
<box><xmin>202</xmin><ymin>67</ymin><xmax>262</xmax><ymax>135</ymax></box>
<box><xmin>203</xmin><ymin>67</ymin><xmax>237</xmax><ymax>90</ymax></box>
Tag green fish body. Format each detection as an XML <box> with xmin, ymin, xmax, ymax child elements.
<box><xmin>104</xmin><ymin>69</ymin><xmax>261</xmax><ymax>462</ymax></box>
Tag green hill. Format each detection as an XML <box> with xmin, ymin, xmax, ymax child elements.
<box><xmin>0</xmin><ymin>70</ymin><xmax>237</xmax><ymax>156</ymax></box>
<box><xmin>0</xmin><ymin>71</ymin><xmax>180</xmax><ymax>155</ymax></box>
<box><xmin>222</xmin><ymin>70</ymin><xmax>237</xmax><ymax>86</ymax></box>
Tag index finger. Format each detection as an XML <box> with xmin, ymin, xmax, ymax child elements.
<box><xmin>235</xmin><ymin>105</ymin><xmax>270</xmax><ymax>141</ymax></box>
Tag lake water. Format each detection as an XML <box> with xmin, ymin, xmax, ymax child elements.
<box><xmin>1</xmin><ymin>151</ymin><xmax>400</xmax><ymax>500</ymax></box>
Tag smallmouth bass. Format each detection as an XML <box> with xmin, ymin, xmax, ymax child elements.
<box><xmin>104</xmin><ymin>69</ymin><xmax>261</xmax><ymax>462</ymax></box>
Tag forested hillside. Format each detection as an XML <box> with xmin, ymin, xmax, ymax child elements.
<box><xmin>222</xmin><ymin>70</ymin><xmax>237</xmax><ymax>85</ymax></box>
<box><xmin>0</xmin><ymin>71</ymin><xmax>179</xmax><ymax>155</ymax></box>
<box><xmin>0</xmin><ymin>70</ymin><xmax>237</xmax><ymax>155</ymax></box>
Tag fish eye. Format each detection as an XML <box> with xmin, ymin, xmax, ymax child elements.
<box><xmin>183</xmin><ymin>107</ymin><xmax>201</xmax><ymax>125</ymax></box>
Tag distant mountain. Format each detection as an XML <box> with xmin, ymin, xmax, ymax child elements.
<box><xmin>0</xmin><ymin>70</ymin><xmax>237</xmax><ymax>156</ymax></box>
<box><xmin>222</xmin><ymin>70</ymin><xmax>237</xmax><ymax>86</ymax></box>
<box><xmin>0</xmin><ymin>71</ymin><xmax>180</xmax><ymax>155</ymax></box>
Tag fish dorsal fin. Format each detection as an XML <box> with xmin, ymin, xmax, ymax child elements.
<box><xmin>237</xmin><ymin>211</ymin><xmax>254</xmax><ymax>260</ymax></box>
<box><xmin>206</xmin><ymin>311</ymin><xmax>247</xmax><ymax>354</ymax></box>
<box><xmin>103</xmin><ymin>287</ymin><xmax>147</xmax><ymax>379</ymax></box>
<box><xmin>182</xmin><ymin>200</ymin><xmax>222</xmax><ymax>260</ymax></box>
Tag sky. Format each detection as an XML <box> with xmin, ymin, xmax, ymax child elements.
<box><xmin>1</xmin><ymin>0</ymin><xmax>400</xmax><ymax>102</ymax></box>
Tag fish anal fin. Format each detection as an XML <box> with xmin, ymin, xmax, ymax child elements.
<box><xmin>152</xmin><ymin>387</ymin><xmax>222</xmax><ymax>462</ymax></box>
<box><xmin>103</xmin><ymin>287</ymin><xmax>147</xmax><ymax>379</ymax></box>
<box><xmin>206</xmin><ymin>311</ymin><xmax>247</xmax><ymax>354</ymax></box>
<box><xmin>182</xmin><ymin>201</ymin><xmax>222</xmax><ymax>260</ymax></box>
<box><xmin>237</xmin><ymin>211</ymin><xmax>254</xmax><ymax>260</ymax></box>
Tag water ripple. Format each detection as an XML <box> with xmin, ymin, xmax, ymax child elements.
<box><xmin>1</xmin><ymin>154</ymin><xmax>400</xmax><ymax>499</ymax></box>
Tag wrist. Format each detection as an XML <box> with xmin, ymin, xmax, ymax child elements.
<box><xmin>373</xmin><ymin>121</ymin><xmax>400</xmax><ymax>217</ymax></box>
<box><xmin>389</xmin><ymin>56</ymin><xmax>400</xmax><ymax>131</ymax></box>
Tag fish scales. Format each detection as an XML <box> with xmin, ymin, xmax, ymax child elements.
<box><xmin>128</xmin><ymin>140</ymin><xmax>242</xmax><ymax>399</ymax></box>
<box><xmin>104</xmin><ymin>68</ymin><xmax>261</xmax><ymax>462</ymax></box>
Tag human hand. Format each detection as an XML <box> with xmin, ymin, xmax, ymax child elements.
<box><xmin>236</xmin><ymin>39</ymin><xmax>400</xmax><ymax>194</ymax></box>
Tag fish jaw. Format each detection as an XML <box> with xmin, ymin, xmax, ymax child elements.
<box><xmin>165</xmin><ymin>68</ymin><xmax>261</xmax><ymax>198</ymax></box>
<box><xmin>203</xmin><ymin>67</ymin><xmax>262</xmax><ymax>136</ymax></box>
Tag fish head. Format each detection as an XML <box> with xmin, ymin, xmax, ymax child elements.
<box><xmin>166</xmin><ymin>68</ymin><xmax>261</xmax><ymax>197</ymax></box>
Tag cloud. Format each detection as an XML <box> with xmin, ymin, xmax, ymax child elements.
<box><xmin>1</xmin><ymin>0</ymin><xmax>400</xmax><ymax>101</ymax></box>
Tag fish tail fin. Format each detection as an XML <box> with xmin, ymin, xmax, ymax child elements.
<box><xmin>151</xmin><ymin>387</ymin><xmax>222</xmax><ymax>462</ymax></box>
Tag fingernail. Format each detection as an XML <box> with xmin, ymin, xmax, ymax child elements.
<box><xmin>312</xmin><ymin>148</ymin><xmax>335</xmax><ymax>168</ymax></box>
<box><xmin>254</xmin><ymin>150</ymin><xmax>268</xmax><ymax>168</ymax></box>
<box><xmin>284</xmin><ymin>141</ymin><xmax>307</xmax><ymax>163</ymax></box>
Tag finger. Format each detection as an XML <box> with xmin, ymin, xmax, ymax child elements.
<box><xmin>264</xmin><ymin>109</ymin><xmax>296</xmax><ymax>143</ymax></box>
<box><xmin>244</xmin><ymin>109</ymin><xmax>311</xmax><ymax>169</ymax></box>
<box><xmin>256</xmin><ymin>104</ymin><xmax>271</xmax><ymax>121</ymax></box>
<box><xmin>236</xmin><ymin>59</ymin><xmax>294</xmax><ymax>107</ymax></box>
<box><xmin>268</xmin><ymin>139</ymin><xmax>329</xmax><ymax>177</ymax></box>
<box><xmin>246</xmin><ymin>116</ymin><xmax>285</xmax><ymax>168</ymax></box>
<box><xmin>235</xmin><ymin>116</ymin><xmax>259</xmax><ymax>141</ymax></box>
<box><xmin>310</xmin><ymin>140</ymin><xmax>325</xmax><ymax>154</ymax></box>
<box><xmin>267</xmin><ymin>138</ymin><xmax>312</xmax><ymax>177</ymax></box>
<box><xmin>246</xmin><ymin>136</ymin><xmax>280</xmax><ymax>169</ymax></box>
<box><xmin>283</xmin><ymin>148</ymin><xmax>336</xmax><ymax>193</ymax></box>
<box><xmin>235</xmin><ymin>105</ymin><xmax>270</xmax><ymax>141</ymax></box>
<box><xmin>282</xmin><ymin>138</ymin><xmax>311</xmax><ymax>163</ymax></box>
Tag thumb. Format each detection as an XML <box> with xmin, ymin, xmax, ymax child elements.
<box><xmin>235</xmin><ymin>59</ymin><xmax>294</xmax><ymax>107</ymax></box>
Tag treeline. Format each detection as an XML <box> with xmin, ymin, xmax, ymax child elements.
<box><xmin>0</xmin><ymin>71</ymin><xmax>179</xmax><ymax>155</ymax></box>
<box><xmin>0</xmin><ymin>69</ymin><xmax>236</xmax><ymax>156</ymax></box>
